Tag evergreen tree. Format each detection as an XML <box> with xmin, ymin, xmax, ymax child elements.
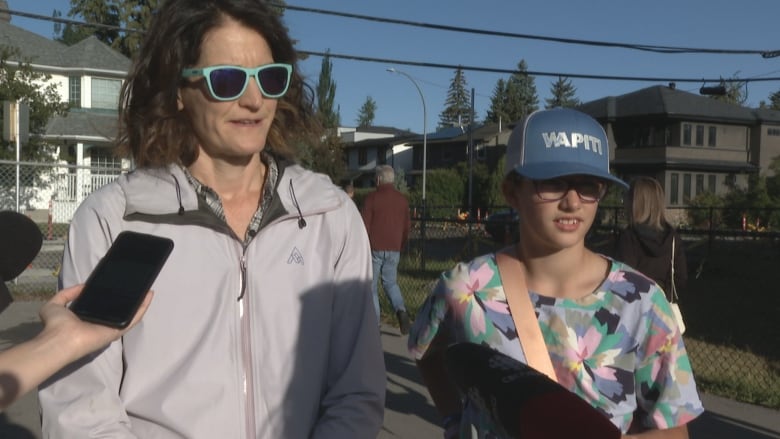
<box><xmin>485</xmin><ymin>79</ymin><xmax>509</xmax><ymax>124</ymax></box>
<box><xmin>769</xmin><ymin>89</ymin><xmax>780</xmax><ymax>110</ymax></box>
<box><xmin>316</xmin><ymin>51</ymin><xmax>340</xmax><ymax>130</ymax></box>
<box><xmin>545</xmin><ymin>76</ymin><xmax>580</xmax><ymax>109</ymax></box>
<box><xmin>504</xmin><ymin>59</ymin><xmax>538</xmax><ymax>123</ymax></box>
<box><xmin>356</xmin><ymin>96</ymin><xmax>377</xmax><ymax>127</ymax></box>
<box><xmin>439</xmin><ymin>67</ymin><xmax>473</xmax><ymax>128</ymax></box>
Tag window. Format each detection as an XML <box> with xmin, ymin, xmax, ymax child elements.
<box><xmin>358</xmin><ymin>149</ymin><xmax>367</xmax><ymax>166</ymax></box>
<box><xmin>708</xmin><ymin>175</ymin><xmax>716</xmax><ymax>193</ymax></box>
<box><xmin>670</xmin><ymin>173</ymin><xmax>679</xmax><ymax>205</ymax></box>
<box><xmin>768</xmin><ymin>128</ymin><xmax>780</xmax><ymax>136</ymax></box>
<box><xmin>69</xmin><ymin>76</ymin><xmax>81</xmax><ymax>108</ymax></box>
<box><xmin>696</xmin><ymin>174</ymin><xmax>704</xmax><ymax>196</ymax></box>
<box><xmin>683</xmin><ymin>173</ymin><xmax>692</xmax><ymax>202</ymax></box>
<box><xmin>682</xmin><ymin>124</ymin><xmax>692</xmax><ymax>145</ymax></box>
<box><xmin>377</xmin><ymin>146</ymin><xmax>387</xmax><ymax>165</ymax></box>
<box><xmin>91</xmin><ymin>78</ymin><xmax>121</xmax><ymax>109</ymax></box>
<box><xmin>695</xmin><ymin>125</ymin><xmax>704</xmax><ymax>146</ymax></box>
<box><xmin>90</xmin><ymin>147</ymin><xmax>122</xmax><ymax>175</ymax></box>
<box><xmin>708</xmin><ymin>126</ymin><xmax>716</xmax><ymax>147</ymax></box>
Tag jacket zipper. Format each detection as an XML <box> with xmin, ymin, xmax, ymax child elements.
<box><xmin>239</xmin><ymin>253</ymin><xmax>256</xmax><ymax>439</ymax></box>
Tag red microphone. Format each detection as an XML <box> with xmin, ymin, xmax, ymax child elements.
<box><xmin>0</xmin><ymin>211</ymin><xmax>44</xmax><ymax>313</ymax></box>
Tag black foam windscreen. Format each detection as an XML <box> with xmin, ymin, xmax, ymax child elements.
<box><xmin>0</xmin><ymin>211</ymin><xmax>44</xmax><ymax>312</ymax></box>
<box><xmin>445</xmin><ymin>343</ymin><xmax>621</xmax><ymax>439</ymax></box>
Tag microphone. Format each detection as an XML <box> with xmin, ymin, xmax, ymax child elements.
<box><xmin>0</xmin><ymin>211</ymin><xmax>44</xmax><ymax>313</ymax></box>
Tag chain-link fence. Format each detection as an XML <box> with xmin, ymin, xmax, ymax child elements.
<box><xmin>1</xmin><ymin>160</ymin><xmax>127</xmax><ymax>298</ymax></box>
<box><xmin>2</xmin><ymin>160</ymin><xmax>778</xmax><ymax>407</ymax></box>
<box><xmin>379</xmin><ymin>215</ymin><xmax>779</xmax><ymax>408</ymax></box>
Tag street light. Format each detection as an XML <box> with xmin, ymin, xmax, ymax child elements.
<box><xmin>387</xmin><ymin>67</ymin><xmax>428</xmax><ymax>270</ymax></box>
<box><xmin>386</xmin><ymin>68</ymin><xmax>427</xmax><ymax>205</ymax></box>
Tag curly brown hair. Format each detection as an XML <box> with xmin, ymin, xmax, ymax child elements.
<box><xmin>116</xmin><ymin>0</ymin><xmax>322</xmax><ymax>167</ymax></box>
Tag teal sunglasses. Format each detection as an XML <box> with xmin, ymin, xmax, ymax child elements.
<box><xmin>181</xmin><ymin>63</ymin><xmax>293</xmax><ymax>101</ymax></box>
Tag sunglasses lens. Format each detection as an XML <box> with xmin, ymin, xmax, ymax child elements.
<box><xmin>209</xmin><ymin>68</ymin><xmax>247</xmax><ymax>99</ymax></box>
<box><xmin>258</xmin><ymin>66</ymin><xmax>290</xmax><ymax>96</ymax></box>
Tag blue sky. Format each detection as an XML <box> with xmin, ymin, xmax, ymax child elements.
<box><xmin>7</xmin><ymin>0</ymin><xmax>780</xmax><ymax>134</ymax></box>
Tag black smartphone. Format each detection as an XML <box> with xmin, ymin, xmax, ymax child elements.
<box><xmin>70</xmin><ymin>231</ymin><xmax>174</xmax><ymax>328</ymax></box>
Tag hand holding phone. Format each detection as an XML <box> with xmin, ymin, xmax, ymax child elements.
<box><xmin>69</xmin><ymin>231</ymin><xmax>174</xmax><ymax>328</ymax></box>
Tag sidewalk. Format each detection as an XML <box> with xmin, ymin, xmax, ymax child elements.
<box><xmin>1</xmin><ymin>301</ymin><xmax>778</xmax><ymax>438</ymax></box>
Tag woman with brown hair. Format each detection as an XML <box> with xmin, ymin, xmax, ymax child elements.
<box><xmin>38</xmin><ymin>1</ymin><xmax>384</xmax><ymax>437</ymax></box>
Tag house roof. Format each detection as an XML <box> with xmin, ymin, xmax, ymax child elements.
<box><xmin>578</xmin><ymin>85</ymin><xmax>760</xmax><ymax>123</ymax></box>
<box><xmin>0</xmin><ymin>19</ymin><xmax>130</xmax><ymax>72</ymax></box>
<box><xmin>44</xmin><ymin>109</ymin><xmax>118</xmax><ymax>142</ymax></box>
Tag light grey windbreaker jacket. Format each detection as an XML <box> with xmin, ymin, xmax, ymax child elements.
<box><xmin>39</xmin><ymin>160</ymin><xmax>386</xmax><ymax>438</ymax></box>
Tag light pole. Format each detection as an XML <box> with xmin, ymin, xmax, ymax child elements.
<box><xmin>386</xmin><ymin>68</ymin><xmax>427</xmax><ymax>205</ymax></box>
<box><xmin>387</xmin><ymin>67</ymin><xmax>428</xmax><ymax>270</ymax></box>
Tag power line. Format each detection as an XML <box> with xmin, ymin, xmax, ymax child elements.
<box><xmin>303</xmin><ymin>50</ymin><xmax>780</xmax><ymax>84</ymax></box>
<box><xmin>272</xmin><ymin>2</ymin><xmax>780</xmax><ymax>58</ymax></box>
<box><xmin>2</xmin><ymin>7</ymin><xmax>779</xmax><ymax>86</ymax></box>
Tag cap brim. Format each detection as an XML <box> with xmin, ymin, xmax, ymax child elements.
<box><xmin>445</xmin><ymin>343</ymin><xmax>621</xmax><ymax>439</ymax></box>
<box><xmin>512</xmin><ymin>161</ymin><xmax>628</xmax><ymax>189</ymax></box>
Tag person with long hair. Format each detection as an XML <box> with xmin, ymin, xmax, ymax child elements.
<box><xmin>615</xmin><ymin>176</ymin><xmax>688</xmax><ymax>297</ymax></box>
<box><xmin>38</xmin><ymin>1</ymin><xmax>384</xmax><ymax>437</ymax></box>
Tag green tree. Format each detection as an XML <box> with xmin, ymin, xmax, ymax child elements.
<box><xmin>545</xmin><ymin>76</ymin><xmax>580</xmax><ymax>109</ymax></box>
<box><xmin>769</xmin><ymin>89</ymin><xmax>780</xmax><ymax>110</ymax></box>
<box><xmin>439</xmin><ymin>67</ymin><xmax>474</xmax><ymax>128</ymax></box>
<box><xmin>485</xmin><ymin>78</ymin><xmax>509</xmax><ymax>124</ymax></box>
<box><xmin>298</xmin><ymin>134</ymin><xmax>345</xmax><ymax>184</ymax></box>
<box><xmin>0</xmin><ymin>47</ymin><xmax>69</xmax><ymax>161</ymax></box>
<box><xmin>707</xmin><ymin>74</ymin><xmax>747</xmax><ymax>106</ymax></box>
<box><xmin>504</xmin><ymin>59</ymin><xmax>538</xmax><ymax>123</ymax></box>
<box><xmin>356</xmin><ymin>96</ymin><xmax>377</xmax><ymax>127</ymax></box>
<box><xmin>316</xmin><ymin>51</ymin><xmax>340</xmax><ymax>130</ymax></box>
<box><xmin>0</xmin><ymin>46</ymin><xmax>70</xmax><ymax>205</ymax></box>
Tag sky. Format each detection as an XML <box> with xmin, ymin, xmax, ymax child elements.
<box><xmin>6</xmin><ymin>0</ymin><xmax>780</xmax><ymax>134</ymax></box>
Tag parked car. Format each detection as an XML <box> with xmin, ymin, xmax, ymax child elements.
<box><xmin>483</xmin><ymin>209</ymin><xmax>519</xmax><ymax>244</ymax></box>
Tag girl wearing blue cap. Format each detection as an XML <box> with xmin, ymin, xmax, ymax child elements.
<box><xmin>409</xmin><ymin>108</ymin><xmax>703</xmax><ymax>438</ymax></box>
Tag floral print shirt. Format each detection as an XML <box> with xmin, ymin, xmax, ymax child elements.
<box><xmin>408</xmin><ymin>253</ymin><xmax>704</xmax><ymax>437</ymax></box>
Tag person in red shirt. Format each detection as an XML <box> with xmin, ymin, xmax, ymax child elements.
<box><xmin>361</xmin><ymin>165</ymin><xmax>411</xmax><ymax>334</ymax></box>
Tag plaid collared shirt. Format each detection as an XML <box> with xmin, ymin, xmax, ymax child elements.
<box><xmin>181</xmin><ymin>152</ymin><xmax>279</xmax><ymax>245</ymax></box>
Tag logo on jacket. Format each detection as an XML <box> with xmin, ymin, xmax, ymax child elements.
<box><xmin>287</xmin><ymin>247</ymin><xmax>304</xmax><ymax>265</ymax></box>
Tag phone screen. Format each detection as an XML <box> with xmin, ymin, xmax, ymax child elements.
<box><xmin>70</xmin><ymin>231</ymin><xmax>174</xmax><ymax>328</ymax></box>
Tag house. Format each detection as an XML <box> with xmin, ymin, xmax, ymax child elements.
<box><xmin>0</xmin><ymin>9</ymin><xmax>130</xmax><ymax>220</ymax></box>
<box><xmin>578</xmin><ymin>84</ymin><xmax>780</xmax><ymax>208</ymax></box>
<box><xmin>339</xmin><ymin>125</ymin><xmax>416</xmax><ymax>188</ymax></box>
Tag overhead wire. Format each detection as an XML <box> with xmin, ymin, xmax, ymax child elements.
<box><xmin>2</xmin><ymin>6</ymin><xmax>779</xmax><ymax>86</ymax></box>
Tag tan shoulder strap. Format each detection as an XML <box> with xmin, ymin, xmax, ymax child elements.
<box><xmin>496</xmin><ymin>248</ymin><xmax>557</xmax><ymax>382</ymax></box>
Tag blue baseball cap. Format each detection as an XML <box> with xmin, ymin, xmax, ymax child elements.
<box><xmin>505</xmin><ymin>108</ymin><xmax>628</xmax><ymax>189</ymax></box>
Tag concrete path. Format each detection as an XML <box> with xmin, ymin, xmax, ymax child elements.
<box><xmin>1</xmin><ymin>301</ymin><xmax>778</xmax><ymax>438</ymax></box>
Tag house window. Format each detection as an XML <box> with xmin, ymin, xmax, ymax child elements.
<box><xmin>683</xmin><ymin>173</ymin><xmax>692</xmax><ymax>202</ymax></box>
<box><xmin>377</xmin><ymin>146</ymin><xmax>387</xmax><ymax>165</ymax></box>
<box><xmin>708</xmin><ymin>174</ymin><xmax>716</xmax><ymax>193</ymax></box>
<box><xmin>696</xmin><ymin>174</ymin><xmax>704</xmax><ymax>196</ymax></box>
<box><xmin>91</xmin><ymin>78</ymin><xmax>122</xmax><ymax>109</ymax></box>
<box><xmin>90</xmin><ymin>148</ymin><xmax>122</xmax><ymax>175</ymax></box>
<box><xmin>695</xmin><ymin>125</ymin><xmax>704</xmax><ymax>146</ymax></box>
<box><xmin>670</xmin><ymin>173</ymin><xmax>679</xmax><ymax>205</ymax></box>
<box><xmin>708</xmin><ymin>126</ymin><xmax>716</xmax><ymax>147</ymax></box>
<box><xmin>69</xmin><ymin>76</ymin><xmax>81</xmax><ymax>108</ymax></box>
<box><xmin>358</xmin><ymin>149</ymin><xmax>367</xmax><ymax>166</ymax></box>
<box><xmin>682</xmin><ymin>124</ymin><xmax>692</xmax><ymax>145</ymax></box>
<box><xmin>768</xmin><ymin>128</ymin><xmax>780</xmax><ymax>136</ymax></box>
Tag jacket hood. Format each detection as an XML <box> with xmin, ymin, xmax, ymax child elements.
<box><xmin>117</xmin><ymin>159</ymin><xmax>344</xmax><ymax>230</ymax></box>
<box><xmin>632</xmin><ymin>224</ymin><xmax>674</xmax><ymax>257</ymax></box>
